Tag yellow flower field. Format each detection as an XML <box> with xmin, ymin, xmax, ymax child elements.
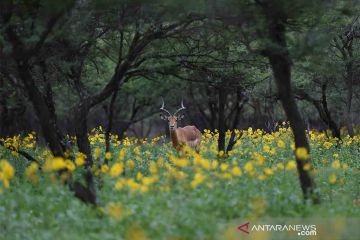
<box><xmin>0</xmin><ymin>126</ymin><xmax>359</xmax><ymax>239</ymax></box>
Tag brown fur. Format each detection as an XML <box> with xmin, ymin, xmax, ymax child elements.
<box><xmin>167</xmin><ymin>116</ymin><xmax>201</xmax><ymax>152</ymax></box>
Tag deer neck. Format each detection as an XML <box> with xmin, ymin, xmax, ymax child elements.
<box><xmin>169</xmin><ymin>128</ymin><xmax>179</xmax><ymax>147</ymax></box>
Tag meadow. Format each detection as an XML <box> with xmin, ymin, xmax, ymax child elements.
<box><xmin>0</xmin><ymin>126</ymin><xmax>359</xmax><ymax>240</ymax></box>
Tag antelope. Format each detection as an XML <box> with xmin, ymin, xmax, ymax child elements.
<box><xmin>160</xmin><ymin>100</ymin><xmax>202</xmax><ymax>153</ymax></box>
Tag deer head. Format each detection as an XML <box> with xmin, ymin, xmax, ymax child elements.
<box><xmin>160</xmin><ymin>99</ymin><xmax>186</xmax><ymax>131</ymax></box>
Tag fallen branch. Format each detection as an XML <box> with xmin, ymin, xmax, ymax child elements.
<box><xmin>0</xmin><ymin>140</ymin><xmax>39</xmax><ymax>164</ymax></box>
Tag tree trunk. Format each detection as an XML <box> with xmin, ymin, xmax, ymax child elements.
<box><xmin>18</xmin><ymin>62</ymin><xmax>97</xmax><ymax>205</ymax></box>
<box><xmin>73</xmin><ymin>100</ymin><xmax>97</xmax><ymax>204</ymax></box>
<box><xmin>295</xmin><ymin>84</ymin><xmax>341</xmax><ymax>140</ymax></box>
<box><xmin>225</xmin><ymin>88</ymin><xmax>247</xmax><ymax>155</ymax></box>
<box><xmin>344</xmin><ymin>43</ymin><xmax>355</xmax><ymax>137</ymax></box>
<box><xmin>0</xmin><ymin>78</ymin><xmax>9</xmax><ymax>137</ymax></box>
<box><xmin>217</xmin><ymin>86</ymin><xmax>226</xmax><ymax>153</ymax></box>
<box><xmin>266</xmin><ymin>17</ymin><xmax>319</xmax><ymax>204</ymax></box>
<box><xmin>345</xmin><ymin>79</ymin><xmax>354</xmax><ymax>137</ymax></box>
<box><xmin>105</xmin><ymin>89</ymin><xmax>119</xmax><ymax>153</ymax></box>
<box><xmin>320</xmin><ymin>84</ymin><xmax>341</xmax><ymax>140</ymax></box>
<box><xmin>18</xmin><ymin>62</ymin><xmax>65</xmax><ymax>157</ymax></box>
<box><xmin>74</xmin><ymin>101</ymin><xmax>93</xmax><ymax>167</ymax></box>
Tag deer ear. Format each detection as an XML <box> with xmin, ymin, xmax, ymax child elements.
<box><xmin>160</xmin><ymin>114</ymin><xmax>168</xmax><ymax>120</ymax></box>
<box><xmin>177</xmin><ymin>114</ymin><xmax>184</xmax><ymax>120</ymax></box>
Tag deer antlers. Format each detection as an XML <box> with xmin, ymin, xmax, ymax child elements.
<box><xmin>173</xmin><ymin>100</ymin><xmax>186</xmax><ymax>116</ymax></box>
<box><xmin>160</xmin><ymin>99</ymin><xmax>172</xmax><ymax>117</ymax></box>
<box><xmin>160</xmin><ymin>99</ymin><xmax>186</xmax><ymax>117</ymax></box>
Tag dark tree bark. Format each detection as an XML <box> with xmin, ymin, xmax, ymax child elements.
<box><xmin>21</xmin><ymin>62</ymin><xmax>97</xmax><ymax>204</ymax></box>
<box><xmin>18</xmin><ymin>62</ymin><xmax>65</xmax><ymax>157</ymax></box>
<box><xmin>344</xmin><ymin>51</ymin><xmax>355</xmax><ymax>137</ymax></box>
<box><xmin>333</xmin><ymin>32</ymin><xmax>357</xmax><ymax>137</ymax></box>
<box><xmin>225</xmin><ymin>88</ymin><xmax>248</xmax><ymax>155</ymax></box>
<box><xmin>0</xmin><ymin>78</ymin><xmax>9</xmax><ymax>137</ymax></box>
<box><xmin>320</xmin><ymin>84</ymin><xmax>341</xmax><ymax>140</ymax></box>
<box><xmin>260</xmin><ymin>2</ymin><xmax>320</xmax><ymax>203</ymax></box>
<box><xmin>105</xmin><ymin>90</ymin><xmax>119</xmax><ymax>153</ymax></box>
<box><xmin>217</xmin><ymin>85</ymin><xmax>226</xmax><ymax>152</ymax></box>
<box><xmin>1</xmin><ymin>1</ymin><xmax>97</xmax><ymax>205</ymax></box>
<box><xmin>105</xmin><ymin>30</ymin><xmax>124</xmax><ymax>153</ymax></box>
<box><xmin>295</xmin><ymin>84</ymin><xmax>341</xmax><ymax>140</ymax></box>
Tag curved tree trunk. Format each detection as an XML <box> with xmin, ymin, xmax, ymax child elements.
<box><xmin>295</xmin><ymin>84</ymin><xmax>341</xmax><ymax>140</ymax></box>
<box><xmin>263</xmin><ymin>6</ymin><xmax>320</xmax><ymax>203</ymax></box>
<box><xmin>73</xmin><ymin>101</ymin><xmax>97</xmax><ymax>204</ymax></box>
<box><xmin>19</xmin><ymin>62</ymin><xmax>65</xmax><ymax>157</ymax></box>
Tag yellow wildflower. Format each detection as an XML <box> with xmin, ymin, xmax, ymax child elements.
<box><xmin>156</xmin><ymin>158</ymin><xmax>164</xmax><ymax>168</ymax></box>
<box><xmin>25</xmin><ymin>162</ymin><xmax>39</xmax><ymax>184</ymax></box>
<box><xmin>0</xmin><ymin>160</ymin><xmax>15</xmax><ymax>179</ymax></box>
<box><xmin>323</xmin><ymin>141</ymin><xmax>333</xmax><ymax>149</ymax></box>
<box><xmin>200</xmin><ymin>159</ymin><xmax>211</xmax><ymax>170</ymax></box>
<box><xmin>329</xmin><ymin>174</ymin><xmax>337</xmax><ymax>184</ymax></box>
<box><xmin>133</xmin><ymin>146</ymin><xmax>140</xmax><ymax>155</ymax></box>
<box><xmin>231</xmin><ymin>166</ymin><xmax>242</xmax><ymax>176</ymax></box>
<box><xmin>110</xmin><ymin>163</ymin><xmax>124</xmax><ymax>177</ymax></box>
<box><xmin>222</xmin><ymin>173</ymin><xmax>232</xmax><ymax>179</ymax></box>
<box><xmin>140</xmin><ymin>185</ymin><xmax>149</xmax><ymax>193</ymax></box>
<box><xmin>105</xmin><ymin>152</ymin><xmax>112</xmax><ymax>160</ymax></box>
<box><xmin>190</xmin><ymin>173</ymin><xmax>206</xmax><ymax>188</ymax></box>
<box><xmin>286</xmin><ymin>160</ymin><xmax>297</xmax><ymax>170</ymax></box>
<box><xmin>126</xmin><ymin>179</ymin><xmax>140</xmax><ymax>191</ymax></box>
<box><xmin>174</xmin><ymin>158</ymin><xmax>190</xmax><ymax>168</ymax></box>
<box><xmin>44</xmin><ymin>157</ymin><xmax>66</xmax><ymax>172</ymax></box>
<box><xmin>263</xmin><ymin>145</ymin><xmax>271</xmax><ymax>153</ymax></box>
<box><xmin>118</xmin><ymin>148</ymin><xmax>126</xmax><ymax>161</ymax></box>
<box><xmin>290</xmin><ymin>143</ymin><xmax>295</xmax><ymax>150</ymax></box>
<box><xmin>342</xmin><ymin>163</ymin><xmax>348</xmax><ymax>170</ymax></box>
<box><xmin>115</xmin><ymin>179</ymin><xmax>125</xmax><ymax>190</ymax></box>
<box><xmin>303</xmin><ymin>163</ymin><xmax>311</xmax><ymax>171</ymax></box>
<box><xmin>255</xmin><ymin>154</ymin><xmax>265</xmax><ymax>165</ymax></box>
<box><xmin>258</xmin><ymin>174</ymin><xmax>267</xmax><ymax>181</ymax></box>
<box><xmin>101</xmin><ymin>164</ymin><xmax>109</xmax><ymax>173</ymax></box>
<box><xmin>211</xmin><ymin>160</ymin><xmax>218</xmax><ymax>169</ymax></box>
<box><xmin>244</xmin><ymin>161</ymin><xmax>254</xmax><ymax>173</ymax></box>
<box><xmin>218</xmin><ymin>150</ymin><xmax>224</xmax><ymax>157</ymax></box>
<box><xmin>75</xmin><ymin>153</ymin><xmax>86</xmax><ymax>166</ymax></box>
<box><xmin>105</xmin><ymin>202</ymin><xmax>124</xmax><ymax>220</ymax></box>
<box><xmin>295</xmin><ymin>147</ymin><xmax>310</xmax><ymax>160</ymax></box>
<box><xmin>126</xmin><ymin>225</ymin><xmax>148</xmax><ymax>240</ymax></box>
<box><xmin>264</xmin><ymin>168</ymin><xmax>274</xmax><ymax>176</ymax></box>
<box><xmin>276</xmin><ymin>162</ymin><xmax>285</xmax><ymax>170</ymax></box>
<box><xmin>331</xmin><ymin>160</ymin><xmax>341</xmax><ymax>169</ymax></box>
<box><xmin>142</xmin><ymin>176</ymin><xmax>157</xmax><ymax>186</ymax></box>
<box><xmin>136</xmin><ymin>172</ymin><xmax>143</xmax><ymax>180</ymax></box>
<box><xmin>149</xmin><ymin>162</ymin><xmax>158</xmax><ymax>174</ymax></box>
<box><xmin>277</xmin><ymin>140</ymin><xmax>286</xmax><ymax>148</ymax></box>
<box><xmin>220</xmin><ymin>163</ymin><xmax>228</xmax><ymax>171</ymax></box>
<box><xmin>126</xmin><ymin>160</ymin><xmax>135</xmax><ymax>170</ymax></box>
<box><xmin>65</xmin><ymin>160</ymin><xmax>75</xmax><ymax>172</ymax></box>
<box><xmin>94</xmin><ymin>147</ymin><xmax>101</xmax><ymax>158</ymax></box>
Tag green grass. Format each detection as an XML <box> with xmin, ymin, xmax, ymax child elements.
<box><xmin>0</xmin><ymin>130</ymin><xmax>359</xmax><ymax>240</ymax></box>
